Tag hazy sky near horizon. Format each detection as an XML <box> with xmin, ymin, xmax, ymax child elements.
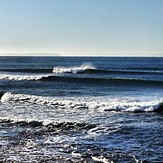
<box><xmin>0</xmin><ymin>0</ymin><xmax>163</xmax><ymax>56</ymax></box>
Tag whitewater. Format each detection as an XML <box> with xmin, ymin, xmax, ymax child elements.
<box><xmin>1</xmin><ymin>92</ymin><xmax>163</xmax><ymax>113</ymax></box>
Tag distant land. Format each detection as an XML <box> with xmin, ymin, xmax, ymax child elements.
<box><xmin>0</xmin><ymin>53</ymin><xmax>60</xmax><ymax>56</ymax></box>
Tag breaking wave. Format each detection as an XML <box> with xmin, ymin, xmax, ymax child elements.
<box><xmin>1</xmin><ymin>92</ymin><xmax>163</xmax><ymax>113</ymax></box>
<box><xmin>2</xmin><ymin>73</ymin><xmax>161</xmax><ymax>86</ymax></box>
<box><xmin>0</xmin><ymin>74</ymin><xmax>51</xmax><ymax>81</ymax></box>
<box><xmin>53</xmin><ymin>62</ymin><xmax>96</xmax><ymax>74</ymax></box>
<box><xmin>1</xmin><ymin>67</ymin><xmax>163</xmax><ymax>75</ymax></box>
<box><xmin>1</xmin><ymin>73</ymin><xmax>163</xmax><ymax>87</ymax></box>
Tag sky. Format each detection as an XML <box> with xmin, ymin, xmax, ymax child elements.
<box><xmin>0</xmin><ymin>0</ymin><xmax>163</xmax><ymax>56</ymax></box>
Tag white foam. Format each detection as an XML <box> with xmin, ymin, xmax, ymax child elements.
<box><xmin>92</xmin><ymin>156</ymin><xmax>111</xmax><ymax>163</ymax></box>
<box><xmin>0</xmin><ymin>74</ymin><xmax>51</xmax><ymax>81</ymax></box>
<box><xmin>53</xmin><ymin>62</ymin><xmax>96</xmax><ymax>74</ymax></box>
<box><xmin>1</xmin><ymin>92</ymin><xmax>162</xmax><ymax>113</ymax></box>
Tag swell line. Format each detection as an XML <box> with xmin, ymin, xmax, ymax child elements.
<box><xmin>0</xmin><ymin>68</ymin><xmax>52</xmax><ymax>73</ymax></box>
<box><xmin>80</xmin><ymin>69</ymin><xmax>163</xmax><ymax>75</ymax></box>
<box><xmin>40</xmin><ymin>75</ymin><xmax>163</xmax><ymax>86</ymax></box>
<box><xmin>0</xmin><ymin>73</ymin><xmax>163</xmax><ymax>86</ymax></box>
<box><xmin>0</xmin><ymin>68</ymin><xmax>163</xmax><ymax>75</ymax></box>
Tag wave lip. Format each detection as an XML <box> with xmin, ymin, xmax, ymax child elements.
<box><xmin>53</xmin><ymin>62</ymin><xmax>96</xmax><ymax>74</ymax></box>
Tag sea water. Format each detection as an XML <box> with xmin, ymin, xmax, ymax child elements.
<box><xmin>0</xmin><ymin>56</ymin><xmax>163</xmax><ymax>162</ymax></box>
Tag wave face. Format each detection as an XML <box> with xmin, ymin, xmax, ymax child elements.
<box><xmin>0</xmin><ymin>68</ymin><xmax>52</xmax><ymax>73</ymax></box>
<box><xmin>1</xmin><ymin>74</ymin><xmax>163</xmax><ymax>89</ymax></box>
<box><xmin>40</xmin><ymin>75</ymin><xmax>163</xmax><ymax>86</ymax></box>
<box><xmin>1</xmin><ymin>92</ymin><xmax>162</xmax><ymax>113</ymax></box>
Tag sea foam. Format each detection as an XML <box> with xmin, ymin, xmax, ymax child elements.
<box><xmin>0</xmin><ymin>74</ymin><xmax>51</xmax><ymax>81</ymax></box>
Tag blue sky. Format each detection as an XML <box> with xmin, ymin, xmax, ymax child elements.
<box><xmin>0</xmin><ymin>0</ymin><xmax>163</xmax><ymax>56</ymax></box>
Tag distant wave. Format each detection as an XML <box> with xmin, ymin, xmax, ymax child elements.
<box><xmin>52</xmin><ymin>62</ymin><xmax>163</xmax><ymax>75</ymax></box>
<box><xmin>1</xmin><ymin>64</ymin><xmax>163</xmax><ymax>76</ymax></box>
<box><xmin>61</xmin><ymin>68</ymin><xmax>163</xmax><ymax>75</ymax></box>
<box><xmin>53</xmin><ymin>62</ymin><xmax>96</xmax><ymax>74</ymax></box>
<box><xmin>1</xmin><ymin>92</ymin><xmax>163</xmax><ymax>113</ymax></box>
<box><xmin>82</xmin><ymin>69</ymin><xmax>163</xmax><ymax>75</ymax></box>
<box><xmin>126</xmin><ymin>67</ymin><xmax>163</xmax><ymax>71</ymax></box>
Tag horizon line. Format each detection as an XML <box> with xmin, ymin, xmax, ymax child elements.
<box><xmin>0</xmin><ymin>52</ymin><xmax>162</xmax><ymax>57</ymax></box>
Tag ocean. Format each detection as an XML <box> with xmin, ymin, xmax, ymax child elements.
<box><xmin>0</xmin><ymin>56</ymin><xmax>163</xmax><ymax>162</ymax></box>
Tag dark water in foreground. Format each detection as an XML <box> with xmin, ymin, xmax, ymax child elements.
<box><xmin>0</xmin><ymin>56</ymin><xmax>163</xmax><ymax>162</ymax></box>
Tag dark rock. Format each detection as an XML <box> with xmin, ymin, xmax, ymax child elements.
<box><xmin>15</xmin><ymin>121</ymin><xmax>43</xmax><ymax>127</ymax></box>
<box><xmin>28</xmin><ymin>121</ymin><xmax>43</xmax><ymax>127</ymax></box>
<box><xmin>156</xmin><ymin>103</ymin><xmax>163</xmax><ymax>113</ymax></box>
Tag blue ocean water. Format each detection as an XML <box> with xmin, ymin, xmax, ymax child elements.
<box><xmin>0</xmin><ymin>56</ymin><xmax>163</xmax><ymax>162</ymax></box>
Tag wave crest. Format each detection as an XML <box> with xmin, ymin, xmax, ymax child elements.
<box><xmin>53</xmin><ymin>62</ymin><xmax>96</xmax><ymax>74</ymax></box>
<box><xmin>0</xmin><ymin>74</ymin><xmax>52</xmax><ymax>81</ymax></box>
